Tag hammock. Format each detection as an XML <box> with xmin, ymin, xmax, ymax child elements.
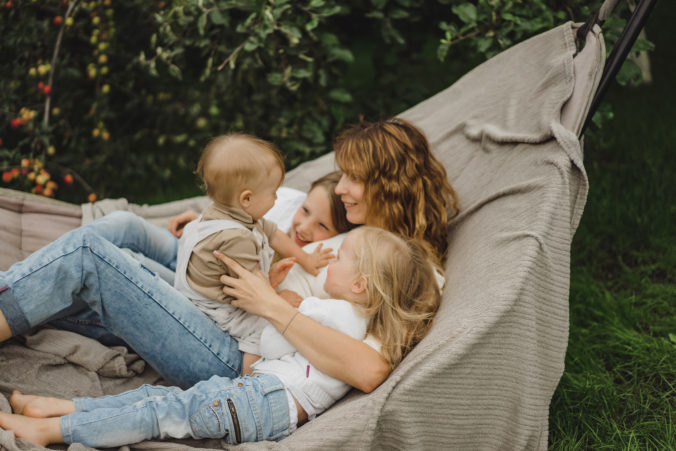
<box><xmin>0</xmin><ymin>1</ymin><xmax>655</xmax><ymax>448</ymax></box>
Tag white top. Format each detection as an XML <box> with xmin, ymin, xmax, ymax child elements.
<box><xmin>252</xmin><ymin>296</ymin><xmax>369</xmax><ymax>421</ymax></box>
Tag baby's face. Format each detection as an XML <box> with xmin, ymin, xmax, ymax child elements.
<box><xmin>290</xmin><ymin>186</ymin><xmax>338</xmax><ymax>246</ymax></box>
<box><xmin>245</xmin><ymin>167</ymin><xmax>283</xmax><ymax>220</ymax></box>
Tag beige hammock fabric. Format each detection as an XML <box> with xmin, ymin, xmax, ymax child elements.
<box><xmin>0</xmin><ymin>21</ymin><xmax>601</xmax><ymax>450</ymax></box>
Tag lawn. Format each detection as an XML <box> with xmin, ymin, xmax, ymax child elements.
<box><xmin>548</xmin><ymin>0</ymin><xmax>676</xmax><ymax>448</ymax></box>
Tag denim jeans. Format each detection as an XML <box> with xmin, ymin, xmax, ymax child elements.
<box><xmin>0</xmin><ymin>211</ymin><xmax>242</xmax><ymax>387</ymax></box>
<box><xmin>61</xmin><ymin>374</ymin><xmax>290</xmax><ymax>447</ymax></box>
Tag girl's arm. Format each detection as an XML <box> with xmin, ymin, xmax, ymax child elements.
<box><xmin>215</xmin><ymin>251</ymin><xmax>391</xmax><ymax>393</ymax></box>
<box><xmin>270</xmin><ymin>230</ymin><xmax>333</xmax><ymax>276</ymax></box>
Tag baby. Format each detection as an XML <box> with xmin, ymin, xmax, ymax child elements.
<box><xmin>174</xmin><ymin>133</ymin><xmax>331</xmax><ymax>372</ymax></box>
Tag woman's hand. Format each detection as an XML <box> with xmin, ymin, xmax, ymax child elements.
<box><xmin>269</xmin><ymin>257</ymin><xmax>296</xmax><ymax>289</ymax></box>
<box><xmin>168</xmin><ymin>209</ymin><xmax>199</xmax><ymax>238</ymax></box>
<box><xmin>215</xmin><ymin>251</ymin><xmax>284</xmax><ymax>318</ymax></box>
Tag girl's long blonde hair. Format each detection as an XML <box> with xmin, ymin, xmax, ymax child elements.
<box><xmin>352</xmin><ymin>227</ymin><xmax>441</xmax><ymax>368</ymax></box>
<box><xmin>335</xmin><ymin>117</ymin><xmax>458</xmax><ymax>264</ymax></box>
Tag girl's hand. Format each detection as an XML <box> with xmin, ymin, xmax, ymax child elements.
<box><xmin>299</xmin><ymin>243</ymin><xmax>334</xmax><ymax>275</ymax></box>
<box><xmin>215</xmin><ymin>251</ymin><xmax>283</xmax><ymax>318</ymax></box>
<box><xmin>269</xmin><ymin>258</ymin><xmax>296</xmax><ymax>289</ymax></box>
<box><xmin>168</xmin><ymin>209</ymin><xmax>199</xmax><ymax>238</ymax></box>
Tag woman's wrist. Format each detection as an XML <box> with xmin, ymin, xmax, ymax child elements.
<box><xmin>262</xmin><ymin>294</ymin><xmax>298</xmax><ymax>330</ymax></box>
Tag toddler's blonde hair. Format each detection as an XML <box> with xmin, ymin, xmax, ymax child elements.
<box><xmin>351</xmin><ymin>226</ymin><xmax>441</xmax><ymax>368</ymax></box>
<box><xmin>197</xmin><ymin>133</ymin><xmax>285</xmax><ymax>205</ymax></box>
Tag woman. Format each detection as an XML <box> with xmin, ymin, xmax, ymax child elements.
<box><xmin>0</xmin><ymin>117</ymin><xmax>456</xmax><ymax>393</ymax></box>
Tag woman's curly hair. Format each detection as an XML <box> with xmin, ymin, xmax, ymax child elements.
<box><xmin>334</xmin><ymin>117</ymin><xmax>459</xmax><ymax>263</ymax></box>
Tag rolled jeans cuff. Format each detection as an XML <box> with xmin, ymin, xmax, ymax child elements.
<box><xmin>0</xmin><ymin>285</ymin><xmax>31</xmax><ymax>336</ymax></box>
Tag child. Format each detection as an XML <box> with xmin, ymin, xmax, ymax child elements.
<box><xmin>0</xmin><ymin>227</ymin><xmax>441</xmax><ymax>447</ymax></box>
<box><xmin>173</xmin><ymin>133</ymin><xmax>332</xmax><ymax>371</ymax></box>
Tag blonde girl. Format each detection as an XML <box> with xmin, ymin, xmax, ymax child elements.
<box><xmin>0</xmin><ymin>227</ymin><xmax>440</xmax><ymax>447</ymax></box>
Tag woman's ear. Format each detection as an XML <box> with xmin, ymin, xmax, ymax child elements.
<box><xmin>239</xmin><ymin>189</ymin><xmax>253</xmax><ymax>208</ymax></box>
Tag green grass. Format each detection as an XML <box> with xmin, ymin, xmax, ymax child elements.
<box><xmin>548</xmin><ymin>1</ymin><xmax>676</xmax><ymax>448</ymax></box>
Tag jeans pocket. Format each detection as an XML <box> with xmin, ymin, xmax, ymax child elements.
<box><xmin>189</xmin><ymin>403</ymin><xmax>226</xmax><ymax>439</ymax></box>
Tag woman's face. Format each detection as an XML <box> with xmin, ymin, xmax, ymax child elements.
<box><xmin>335</xmin><ymin>173</ymin><xmax>367</xmax><ymax>225</ymax></box>
<box><xmin>289</xmin><ymin>186</ymin><xmax>338</xmax><ymax>247</ymax></box>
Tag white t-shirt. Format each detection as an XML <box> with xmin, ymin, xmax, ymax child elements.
<box><xmin>252</xmin><ymin>296</ymin><xmax>369</xmax><ymax>422</ymax></box>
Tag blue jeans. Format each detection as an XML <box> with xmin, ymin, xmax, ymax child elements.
<box><xmin>61</xmin><ymin>374</ymin><xmax>290</xmax><ymax>447</ymax></box>
<box><xmin>0</xmin><ymin>211</ymin><xmax>242</xmax><ymax>387</ymax></box>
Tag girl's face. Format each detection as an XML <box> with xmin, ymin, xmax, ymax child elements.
<box><xmin>335</xmin><ymin>173</ymin><xmax>367</xmax><ymax>225</ymax></box>
<box><xmin>289</xmin><ymin>186</ymin><xmax>338</xmax><ymax>247</ymax></box>
<box><xmin>324</xmin><ymin>231</ymin><xmax>363</xmax><ymax>302</ymax></box>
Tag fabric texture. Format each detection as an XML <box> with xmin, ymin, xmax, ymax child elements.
<box><xmin>0</xmin><ymin>21</ymin><xmax>600</xmax><ymax>450</ymax></box>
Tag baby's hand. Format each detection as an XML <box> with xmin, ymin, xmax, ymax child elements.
<box><xmin>300</xmin><ymin>243</ymin><xmax>333</xmax><ymax>275</ymax></box>
<box><xmin>269</xmin><ymin>257</ymin><xmax>296</xmax><ymax>289</ymax></box>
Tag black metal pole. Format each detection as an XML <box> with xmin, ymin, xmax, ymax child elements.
<box><xmin>580</xmin><ymin>0</ymin><xmax>659</xmax><ymax>136</ymax></box>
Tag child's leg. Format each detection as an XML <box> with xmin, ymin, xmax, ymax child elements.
<box><xmin>74</xmin><ymin>384</ymin><xmax>183</xmax><ymax>412</ymax></box>
<box><xmin>10</xmin><ymin>391</ymin><xmax>75</xmax><ymax>418</ymax></box>
<box><xmin>10</xmin><ymin>385</ymin><xmax>181</xmax><ymax>418</ymax></box>
<box><xmin>0</xmin><ymin>412</ymin><xmax>63</xmax><ymax>447</ymax></box>
<box><xmin>60</xmin><ymin>375</ymin><xmax>291</xmax><ymax>447</ymax></box>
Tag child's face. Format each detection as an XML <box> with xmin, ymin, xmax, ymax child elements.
<box><xmin>244</xmin><ymin>167</ymin><xmax>283</xmax><ymax>220</ymax></box>
<box><xmin>335</xmin><ymin>173</ymin><xmax>367</xmax><ymax>225</ymax></box>
<box><xmin>290</xmin><ymin>186</ymin><xmax>338</xmax><ymax>246</ymax></box>
<box><xmin>323</xmin><ymin>230</ymin><xmax>363</xmax><ymax>302</ymax></box>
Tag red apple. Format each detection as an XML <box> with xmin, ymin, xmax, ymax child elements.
<box><xmin>64</xmin><ymin>174</ymin><xmax>74</xmax><ymax>185</ymax></box>
<box><xmin>10</xmin><ymin>118</ymin><xmax>21</xmax><ymax>129</ymax></box>
<box><xmin>43</xmin><ymin>85</ymin><xmax>52</xmax><ymax>95</ymax></box>
<box><xmin>54</xmin><ymin>16</ymin><xmax>63</xmax><ymax>26</ymax></box>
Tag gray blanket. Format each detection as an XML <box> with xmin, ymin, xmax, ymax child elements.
<box><xmin>0</xmin><ymin>21</ymin><xmax>601</xmax><ymax>449</ymax></box>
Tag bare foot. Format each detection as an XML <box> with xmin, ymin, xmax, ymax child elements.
<box><xmin>0</xmin><ymin>411</ymin><xmax>63</xmax><ymax>446</ymax></box>
<box><xmin>10</xmin><ymin>390</ymin><xmax>75</xmax><ymax>418</ymax></box>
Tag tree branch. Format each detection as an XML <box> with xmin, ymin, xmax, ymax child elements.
<box><xmin>43</xmin><ymin>0</ymin><xmax>82</xmax><ymax>128</ymax></box>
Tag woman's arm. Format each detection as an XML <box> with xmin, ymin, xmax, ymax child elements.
<box><xmin>215</xmin><ymin>251</ymin><xmax>391</xmax><ymax>393</ymax></box>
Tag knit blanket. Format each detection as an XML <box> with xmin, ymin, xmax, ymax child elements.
<box><xmin>0</xmin><ymin>21</ymin><xmax>602</xmax><ymax>450</ymax></box>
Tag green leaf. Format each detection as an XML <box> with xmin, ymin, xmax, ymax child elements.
<box><xmin>371</xmin><ymin>0</ymin><xmax>387</xmax><ymax>10</ymax></box>
<box><xmin>632</xmin><ymin>38</ymin><xmax>655</xmax><ymax>53</ymax></box>
<box><xmin>328</xmin><ymin>47</ymin><xmax>354</xmax><ymax>63</ymax></box>
<box><xmin>501</xmin><ymin>12</ymin><xmax>520</xmax><ymax>23</ymax></box>
<box><xmin>328</xmin><ymin>88</ymin><xmax>353</xmax><ymax>103</ymax></box>
<box><xmin>390</xmin><ymin>8</ymin><xmax>409</xmax><ymax>19</ymax></box>
<box><xmin>616</xmin><ymin>59</ymin><xmax>643</xmax><ymax>86</ymax></box>
<box><xmin>476</xmin><ymin>36</ymin><xmax>493</xmax><ymax>53</ymax></box>
<box><xmin>437</xmin><ymin>42</ymin><xmax>450</xmax><ymax>61</ymax></box>
<box><xmin>280</xmin><ymin>24</ymin><xmax>302</xmax><ymax>46</ymax></box>
<box><xmin>209</xmin><ymin>10</ymin><xmax>227</xmax><ymax>26</ymax></box>
<box><xmin>669</xmin><ymin>333</ymin><xmax>676</xmax><ymax>344</ymax></box>
<box><xmin>197</xmin><ymin>13</ymin><xmax>207</xmax><ymax>36</ymax></box>
<box><xmin>267</xmin><ymin>72</ymin><xmax>284</xmax><ymax>85</ymax></box>
<box><xmin>452</xmin><ymin>3</ymin><xmax>477</xmax><ymax>25</ymax></box>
